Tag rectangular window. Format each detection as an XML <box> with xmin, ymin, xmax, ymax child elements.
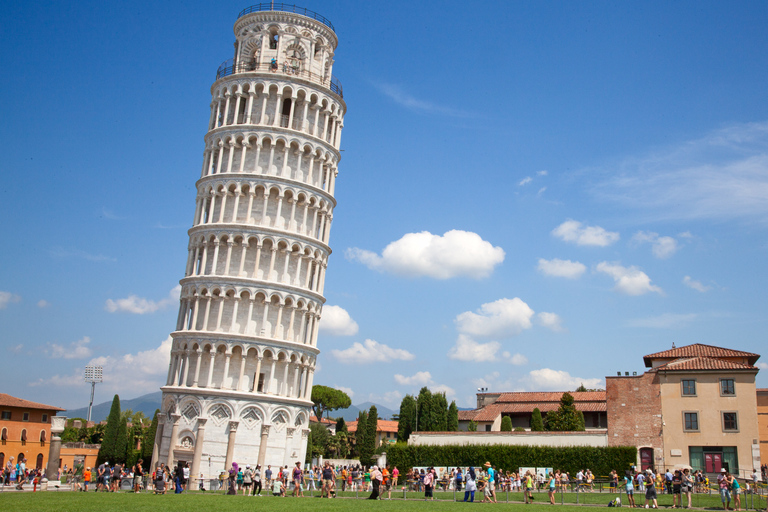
<box><xmin>256</xmin><ymin>373</ymin><xmax>265</xmax><ymax>393</ymax></box>
<box><xmin>681</xmin><ymin>379</ymin><xmax>696</xmax><ymax>396</ymax></box>
<box><xmin>41</xmin><ymin>414</ymin><xmax>48</xmax><ymax>423</ymax></box>
<box><xmin>0</xmin><ymin>411</ymin><xmax>10</xmax><ymax>420</ymax></box>
<box><xmin>720</xmin><ymin>379</ymin><xmax>735</xmax><ymax>396</ymax></box>
<box><xmin>22</xmin><ymin>412</ymin><xmax>29</xmax><ymax>422</ymax></box>
<box><xmin>684</xmin><ymin>412</ymin><xmax>699</xmax><ymax>431</ymax></box>
<box><xmin>485</xmin><ymin>424</ymin><xmax>491</xmax><ymax>432</ymax></box>
<box><xmin>722</xmin><ymin>412</ymin><xmax>738</xmax><ymax>432</ymax></box>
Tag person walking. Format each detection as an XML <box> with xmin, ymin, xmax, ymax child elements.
<box><xmin>728</xmin><ymin>474</ymin><xmax>741</xmax><ymax>511</ymax></box>
<box><xmin>133</xmin><ymin>459</ymin><xmax>144</xmax><ymax>493</ymax></box>
<box><xmin>464</xmin><ymin>467</ymin><xmax>477</xmax><ymax>502</ymax></box>
<box><xmin>292</xmin><ymin>461</ymin><xmax>304</xmax><ymax>498</ymax></box>
<box><xmin>718</xmin><ymin>469</ymin><xmax>732</xmax><ymax>511</ymax></box>
<box><xmin>644</xmin><ymin>469</ymin><xmax>658</xmax><ymax>509</ymax></box>
<box><xmin>682</xmin><ymin>469</ymin><xmax>694</xmax><ymax>509</ymax></box>
<box><xmin>548</xmin><ymin>472</ymin><xmax>557</xmax><ymax>505</ymax></box>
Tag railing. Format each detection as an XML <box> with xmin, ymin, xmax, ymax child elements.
<box><xmin>215</xmin><ymin>59</ymin><xmax>343</xmax><ymax>98</ymax></box>
<box><xmin>237</xmin><ymin>3</ymin><xmax>335</xmax><ymax>32</ymax></box>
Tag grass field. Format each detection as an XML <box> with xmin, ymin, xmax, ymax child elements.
<box><xmin>1</xmin><ymin>489</ymin><xmax>765</xmax><ymax>512</ymax></box>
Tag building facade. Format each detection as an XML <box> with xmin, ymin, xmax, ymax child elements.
<box><xmin>758</xmin><ymin>389</ymin><xmax>768</xmax><ymax>466</ymax></box>
<box><xmin>0</xmin><ymin>393</ymin><xmax>64</xmax><ymax>471</ymax></box>
<box><xmin>155</xmin><ymin>4</ymin><xmax>345</xmax><ymax>479</ymax></box>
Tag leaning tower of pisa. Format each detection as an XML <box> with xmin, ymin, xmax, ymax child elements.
<box><xmin>153</xmin><ymin>5</ymin><xmax>344</xmax><ymax>478</ymax></box>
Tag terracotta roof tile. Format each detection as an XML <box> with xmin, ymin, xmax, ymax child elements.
<box><xmin>643</xmin><ymin>343</ymin><xmax>760</xmax><ymax>367</ymax></box>
<box><xmin>458</xmin><ymin>410</ymin><xmax>479</xmax><ymax>421</ymax></box>
<box><xmin>495</xmin><ymin>391</ymin><xmax>606</xmax><ymax>403</ymax></box>
<box><xmin>347</xmin><ymin>419</ymin><xmax>399</xmax><ymax>433</ymax></box>
<box><xmin>0</xmin><ymin>393</ymin><xmax>64</xmax><ymax>411</ymax></box>
<box><xmin>652</xmin><ymin>356</ymin><xmax>758</xmax><ymax>372</ymax></box>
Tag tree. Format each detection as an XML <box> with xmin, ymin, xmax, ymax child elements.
<box><xmin>467</xmin><ymin>420</ymin><xmax>478</xmax><ymax>432</ymax></box>
<box><xmin>575</xmin><ymin>383</ymin><xmax>588</xmax><ymax>392</ymax></box>
<box><xmin>141</xmin><ymin>409</ymin><xmax>159</xmax><ymax>465</ymax></box>
<box><xmin>355</xmin><ymin>410</ymin><xmax>368</xmax><ymax>459</ymax></box>
<box><xmin>544</xmin><ymin>392</ymin><xmax>584</xmax><ymax>431</ymax></box>
<box><xmin>576</xmin><ymin>410</ymin><xmax>586</xmax><ymax>431</ymax></box>
<box><xmin>98</xmin><ymin>395</ymin><xmax>122</xmax><ymax>464</ymax></box>
<box><xmin>114</xmin><ymin>413</ymin><xmax>128</xmax><ymax>464</ymax></box>
<box><xmin>397</xmin><ymin>394</ymin><xmax>417</xmax><ymax>442</ymax></box>
<box><xmin>416</xmin><ymin>387</ymin><xmax>433</xmax><ymax>432</ymax></box>
<box><xmin>531</xmin><ymin>408</ymin><xmax>544</xmax><ymax>431</ymax></box>
<box><xmin>336</xmin><ymin>417</ymin><xmax>347</xmax><ymax>434</ymax></box>
<box><xmin>310</xmin><ymin>385</ymin><xmax>351</xmax><ymax>420</ymax></box>
<box><xmin>365</xmin><ymin>406</ymin><xmax>378</xmax><ymax>457</ymax></box>
<box><xmin>307</xmin><ymin>422</ymin><xmax>330</xmax><ymax>462</ymax></box>
<box><xmin>431</xmin><ymin>392</ymin><xmax>448</xmax><ymax>432</ymax></box>
<box><xmin>500</xmin><ymin>416</ymin><xmax>512</xmax><ymax>431</ymax></box>
<box><xmin>447</xmin><ymin>401</ymin><xmax>459</xmax><ymax>432</ymax></box>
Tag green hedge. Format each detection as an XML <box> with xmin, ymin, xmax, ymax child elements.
<box><xmin>385</xmin><ymin>443</ymin><xmax>636</xmax><ymax>477</ymax></box>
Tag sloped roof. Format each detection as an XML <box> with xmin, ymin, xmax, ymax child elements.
<box><xmin>459</xmin><ymin>393</ymin><xmax>606</xmax><ymax>423</ymax></box>
<box><xmin>495</xmin><ymin>391</ymin><xmax>606</xmax><ymax>403</ymax></box>
<box><xmin>458</xmin><ymin>409</ymin><xmax>479</xmax><ymax>421</ymax></box>
<box><xmin>652</xmin><ymin>356</ymin><xmax>758</xmax><ymax>372</ymax></box>
<box><xmin>0</xmin><ymin>393</ymin><xmax>64</xmax><ymax>411</ymax></box>
<box><xmin>309</xmin><ymin>415</ymin><xmax>335</xmax><ymax>425</ymax></box>
<box><xmin>644</xmin><ymin>343</ymin><xmax>760</xmax><ymax>367</ymax></box>
<box><xmin>347</xmin><ymin>419</ymin><xmax>399</xmax><ymax>433</ymax></box>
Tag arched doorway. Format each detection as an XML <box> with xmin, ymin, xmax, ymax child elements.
<box><xmin>36</xmin><ymin>453</ymin><xmax>43</xmax><ymax>469</ymax></box>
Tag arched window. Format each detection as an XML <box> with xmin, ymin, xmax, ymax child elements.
<box><xmin>36</xmin><ymin>453</ymin><xmax>43</xmax><ymax>469</ymax></box>
<box><xmin>20</xmin><ymin>429</ymin><xmax>27</xmax><ymax>446</ymax></box>
<box><xmin>0</xmin><ymin>427</ymin><xmax>7</xmax><ymax>445</ymax></box>
<box><xmin>0</xmin><ymin>452</ymin><xmax>4</xmax><ymax>468</ymax></box>
<box><xmin>39</xmin><ymin>430</ymin><xmax>46</xmax><ymax>446</ymax></box>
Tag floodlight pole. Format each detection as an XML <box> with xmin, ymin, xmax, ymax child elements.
<box><xmin>87</xmin><ymin>381</ymin><xmax>96</xmax><ymax>422</ymax></box>
<box><xmin>84</xmin><ymin>365</ymin><xmax>103</xmax><ymax>423</ymax></box>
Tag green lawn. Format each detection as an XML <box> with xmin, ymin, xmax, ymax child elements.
<box><xmin>0</xmin><ymin>489</ymin><xmax>765</xmax><ymax>512</ymax></box>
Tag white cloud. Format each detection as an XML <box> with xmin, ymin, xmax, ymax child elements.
<box><xmin>591</xmin><ymin>121</ymin><xmax>768</xmax><ymax>222</ymax></box>
<box><xmin>334</xmin><ymin>385</ymin><xmax>355</xmax><ymax>399</ymax></box>
<box><xmin>105</xmin><ymin>285</ymin><xmax>181</xmax><ymax>314</ymax></box>
<box><xmin>375</xmin><ymin>82</ymin><xmax>471</xmax><ymax>117</ymax></box>
<box><xmin>37</xmin><ymin>300</ymin><xmax>49</xmax><ymax>308</ymax></box>
<box><xmin>519</xmin><ymin>176</ymin><xmax>533</xmax><ymax>186</ymax></box>
<box><xmin>626</xmin><ymin>313</ymin><xmax>698</xmax><ymax>329</ymax></box>
<box><xmin>537</xmin><ymin>312</ymin><xmax>566</xmax><ymax>332</ymax></box>
<box><xmin>502</xmin><ymin>352</ymin><xmax>529</xmax><ymax>366</ymax></box>
<box><xmin>596</xmin><ymin>262</ymin><xmax>663</xmax><ymax>296</ymax></box>
<box><xmin>347</xmin><ymin>230</ymin><xmax>505</xmax><ymax>280</ymax></box>
<box><xmin>319</xmin><ymin>305</ymin><xmax>359</xmax><ymax>336</ymax></box>
<box><xmin>552</xmin><ymin>220</ymin><xmax>620</xmax><ymax>247</ymax></box>
<box><xmin>632</xmin><ymin>231</ymin><xmax>679</xmax><ymax>259</ymax></box>
<box><xmin>367</xmin><ymin>390</ymin><xmax>404</xmax><ymax>406</ymax></box>
<box><xmin>8</xmin><ymin>344</ymin><xmax>24</xmax><ymax>355</ymax></box>
<box><xmin>0</xmin><ymin>291</ymin><xmax>21</xmax><ymax>309</ymax></box>
<box><xmin>522</xmin><ymin>368</ymin><xmax>604</xmax><ymax>391</ymax></box>
<box><xmin>46</xmin><ymin>336</ymin><xmax>93</xmax><ymax>359</ymax></box>
<box><xmin>757</xmin><ymin>362</ymin><xmax>768</xmax><ymax>371</ymax></box>
<box><xmin>331</xmin><ymin>339</ymin><xmax>415</xmax><ymax>364</ymax></box>
<box><xmin>431</xmin><ymin>384</ymin><xmax>456</xmax><ymax>398</ymax></box>
<box><xmin>31</xmin><ymin>336</ymin><xmax>173</xmax><ymax>395</ymax></box>
<box><xmin>537</xmin><ymin>187</ymin><xmax>547</xmax><ymax>196</ymax></box>
<box><xmin>394</xmin><ymin>371</ymin><xmax>433</xmax><ymax>386</ymax></box>
<box><xmin>537</xmin><ymin>258</ymin><xmax>587</xmax><ymax>279</ymax></box>
<box><xmin>537</xmin><ymin>170</ymin><xmax>548</xmax><ymax>176</ymax></box>
<box><xmin>683</xmin><ymin>276</ymin><xmax>711</xmax><ymax>293</ymax></box>
<box><xmin>447</xmin><ymin>334</ymin><xmax>501</xmax><ymax>362</ymax></box>
<box><xmin>455</xmin><ymin>298</ymin><xmax>534</xmax><ymax>338</ymax></box>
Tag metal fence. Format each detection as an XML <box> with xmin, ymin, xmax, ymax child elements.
<box><xmin>214</xmin><ymin>59</ymin><xmax>343</xmax><ymax>98</ymax></box>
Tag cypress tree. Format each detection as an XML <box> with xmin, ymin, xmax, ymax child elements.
<box><xmin>500</xmin><ymin>416</ymin><xmax>513</xmax><ymax>431</ymax></box>
<box><xmin>355</xmin><ymin>410</ymin><xmax>368</xmax><ymax>460</ymax></box>
<box><xmin>97</xmin><ymin>395</ymin><xmax>121</xmax><ymax>464</ymax></box>
<box><xmin>416</xmin><ymin>387</ymin><xmax>433</xmax><ymax>432</ymax></box>
<box><xmin>365</xmin><ymin>405</ymin><xmax>378</xmax><ymax>457</ymax></box>
<box><xmin>447</xmin><ymin>401</ymin><xmax>459</xmax><ymax>432</ymax></box>
<box><xmin>467</xmin><ymin>420</ymin><xmax>478</xmax><ymax>432</ymax></box>
<box><xmin>531</xmin><ymin>408</ymin><xmax>544</xmax><ymax>431</ymax></box>
<box><xmin>114</xmin><ymin>414</ymin><xmax>128</xmax><ymax>464</ymax></box>
<box><xmin>142</xmin><ymin>409</ymin><xmax>159</xmax><ymax>464</ymax></box>
<box><xmin>397</xmin><ymin>395</ymin><xmax>417</xmax><ymax>441</ymax></box>
<box><xmin>431</xmin><ymin>392</ymin><xmax>448</xmax><ymax>431</ymax></box>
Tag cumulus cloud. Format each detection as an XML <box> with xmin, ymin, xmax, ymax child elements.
<box><xmin>522</xmin><ymin>368</ymin><xmax>604</xmax><ymax>391</ymax></box>
<box><xmin>626</xmin><ymin>313</ymin><xmax>698</xmax><ymax>329</ymax></box>
<box><xmin>394</xmin><ymin>371</ymin><xmax>433</xmax><ymax>386</ymax></box>
<box><xmin>596</xmin><ymin>262</ymin><xmax>663</xmax><ymax>296</ymax></box>
<box><xmin>632</xmin><ymin>231</ymin><xmax>679</xmax><ymax>259</ymax></box>
<box><xmin>46</xmin><ymin>336</ymin><xmax>93</xmax><ymax>359</ymax></box>
<box><xmin>536</xmin><ymin>312</ymin><xmax>565</xmax><ymax>332</ymax></box>
<box><xmin>334</xmin><ymin>385</ymin><xmax>355</xmax><ymax>399</ymax></box>
<box><xmin>455</xmin><ymin>298</ymin><xmax>534</xmax><ymax>338</ymax></box>
<box><xmin>319</xmin><ymin>305</ymin><xmax>359</xmax><ymax>336</ymax></box>
<box><xmin>683</xmin><ymin>276</ymin><xmax>711</xmax><ymax>293</ymax></box>
<box><xmin>0</xmin><ymin>291</ymin><xmax>21</xmax><ymax>309</ymax></box>
<box><xmin>503</xmin><ymin>352</ymin><xmax>529</xmax><ymax>366</ymax></box>
<box><xmin>537</xmin><ymin>258</ymin><xmax>587</xmax><ymax>279</ymax></box>
<box><xmin>105</xmin><ymin>285</ymin><xmax>181</xmax><ymax>314</ymax></box>
<box><xmin>346</xmin><ymin>230</ymin><xmax>505</xmax><ymax>279</ymax></box>
<box><xmin>757</xmin><ymin>362</ymin><xmax>768</xmax><ymax>371</ymax></box>
<box><xmin>31</xmin><ymin>336</ymin><xmax>173</xmax><ymax>395</ymax></box>
<box><xmin>447</xmin><ymin>334</ymin><xmax>501</xmax><ymax>362</ymax></box>
<box><xmin>519</xmin><ymin>176</ymin><xmax>533</xmax><ymax>186</ymax></box>
<box><xmin>331</xmin><ymin>339</ymin><xmax>415</xmax><ymax>364</ymax></box>
<box><xmin>591</xmin><ymin>121</ymin><xmax>768</xmax><ymax>222</ymax></box>
<box><xmin>368</xmin><ymin>390</ymin><xmax>404</xmax><ymax>406</ymax></box>
<box><xmin>552</xmin><ymin>220</ymin><xmax>619</xmax><ymax>247</ymax></box>
<box><xmin>431</xmin><ymin>384</ymin><xmax>457</xmax><ymax>397</ymax></box>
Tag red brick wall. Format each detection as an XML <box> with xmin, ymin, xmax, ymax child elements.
<box><xmin>606</xmin><ymin>373</ymin><xmax>663</xmax><ymax>458</ymax></box>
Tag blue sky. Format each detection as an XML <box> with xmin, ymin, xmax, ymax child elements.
<box><xmin>1</xmin><ymin>0</ymin><xmax>767</xmax><ymax>410</ymax></box>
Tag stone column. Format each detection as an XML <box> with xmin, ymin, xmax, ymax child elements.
<box><xmin>166</xmin><ymin>413</ymin><xmax>181</xmax><ymax>467</ymax></box>
<box><xmin>190</xmin><ymin>418</ymin><xmax>207</xmax><ymax>486</ymax></box>
<box><xmin>257</xmin><ymin>424</ymin><xmax>270</xmax><ymax>467</ymax></box>
<box><xmin>224</xmin><ymin>421</ymin><xmax>239</xmax><ymax>471</ymax></box>
<box><xmin>45</xmin><ymin>415</ymin><xmax>66</xmax><ymax>480</ymax></box>
<box><xmin>151</xmin><ymin>413</ymin><xmax>166</xmax><ymax>471</ymax></box>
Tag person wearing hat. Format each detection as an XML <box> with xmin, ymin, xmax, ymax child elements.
<box><xmin>717</xmin><ymin>469</ymin><xmax>732</xmax><ymax>510</ymax></box>
<box><xmin>242</xmin><ymin>464</ymin><xmax>253</xmax><ymax>495</ymax></box>
<box><xmin>484</xmin><ymin>462</ymin><xmax>498</xmax><ymax>503</ymax></box>
<box><xmin>644</xmin><ymin>469</ymin><xmax>658</xmax><ymax>509</ymax></box>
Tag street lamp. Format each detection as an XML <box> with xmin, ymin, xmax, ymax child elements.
<box><xmin>84</xmin><ymin>365</ymin><xmax>103</xmax><ymax>422</ymax></box>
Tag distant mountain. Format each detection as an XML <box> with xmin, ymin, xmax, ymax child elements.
<box><xmin>63</xmin><ymin>392</ymin><xmax>162</xmax><ymax>422</ymax></box>
<box><xmin>63</xmin><ymin>392</ymin><xmax>395</xmax><ymax>424</ymax></box>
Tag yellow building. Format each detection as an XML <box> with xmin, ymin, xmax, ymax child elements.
<box><xmin>757</xmin><ymin>388</ymin><xmax>767</xmax><ymax>468</ymax></box>
<box><xmin>644</xmin><ymin>344</ymin><xmax>761</xmax><ymax>478</ymax></box>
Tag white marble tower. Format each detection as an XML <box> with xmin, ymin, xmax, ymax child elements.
<box><xmin>154</xmin><ymin>5</ymin><xmax>344</xmax><ymax>479</ymax></box>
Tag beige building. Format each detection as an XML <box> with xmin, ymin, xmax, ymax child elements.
<box><xmin>757</xmin><ymin>388</ymin><xmax>768</xmax><ymax>467</ymax></box>
<box><xmin>644</xmin><ymin>344</ymin><xmax>761</xmax><ymax>477</ymax></box>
